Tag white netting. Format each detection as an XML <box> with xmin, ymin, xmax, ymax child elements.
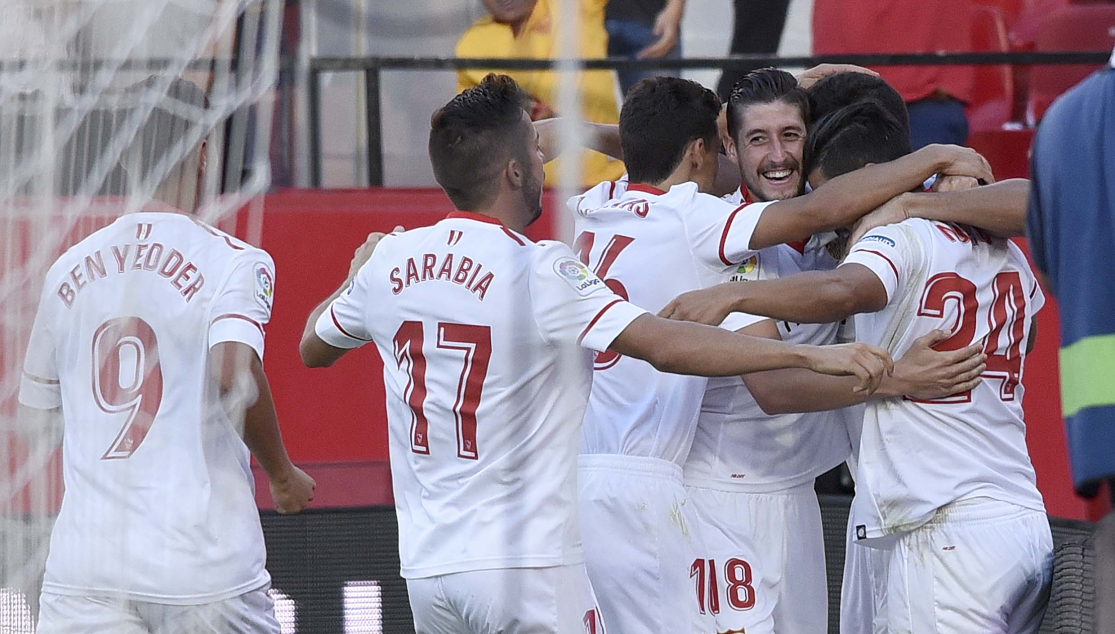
<box><xmin>0</xmin><ymin>0</ymin><xmax>281</xmax><ymax>627</ymax></box>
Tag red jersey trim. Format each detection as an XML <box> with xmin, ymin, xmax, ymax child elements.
<box><xmin>719</xmin><ymin>203</ymin><xmax>751</xmax><ymax>266</ymax></box>
<box><xmin>197</xmin><ymin>222</ymin><xmax>247</xmax><ymax>251</ymax></box>
<box><xmin>212</xmin><ymin>313</ymin><xmax>266</xmax><ymax>337</ymax></box>
<box><xmin>446</xmin><ymin>211</ymin><xmax>527</xmax><ymax>245</ymax></box>
<box><xmin>446</xmin><ymin>211</ymin><xmax>503</xmax><ymax>225</ymax></box>
<box><xmin>607</xmin><ymin>180</ymin><xmax>618</xmax><ymax>199</ymax></box>
<box><xmin>578</xmin><ymin>299</ymin><xmax>624</xmax><ymax>345</ymax></box>
<box><xmin>627</xmin><ymin>183</ymin><xmax>666</xmax><ymax>196</ymax></box>
<box><xmin>501</xmin><ymin>227</ymin><xmax>527</xmax><ymax>246</ymax></box>
<box><xmin>23</xmin><ymin>372</ymin><xmax>59</xmax><ymax>385</ymax></box>
<box><xmin>329</xmin><ymin>306</ymin><xmax>370</xmax><ymax>342</ymax></box>
<box><xmin>787</xmin><ymin>240</ymin><xmax>808</xmax><ymax>254</ymax></box>
<box><xmin>856</xmin><ymin>249</ymin><xmax>900</xmax><ymax>283</ymax></box>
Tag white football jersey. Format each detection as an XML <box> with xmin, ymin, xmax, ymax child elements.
<box><xmin>19</xmin><ymin>212</ymin><xmax>275</xmax><ymax>603</ymax></box>
<box><xmin>685</xmin><ymin>235</ymin><xmax>855</xmax><ymax>492</ymax></box>
<box><xmin>568</xmin><ymin>179</ymin><xmax>773</xmax><ymax>465</ymax></box>
<box><xmin>842</xmin><ymin>219</ymin><xmax>1046</xmax><ymax>542</ymax></box>
<box><xmin>314</xmin><ymin>211</ymin><xmax>646</xmax><ymax>579</ymax></box>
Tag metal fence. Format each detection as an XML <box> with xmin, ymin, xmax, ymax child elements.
<box><xmin>306</xmin><ymin>51</ymin><xmax>1112</xmax><ymax>187</ymax></box>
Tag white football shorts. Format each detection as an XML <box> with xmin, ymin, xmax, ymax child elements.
<box><xmin>578</xmin><ymin>454</ymin><xmax>716</xmax><ymax>634</ymax></box>
<box><xmin>37</xmin><ymin>584</ymin><xmax>280</xmax><ymax>634</ymax></box>
<box><xmin>687</xmin><ymin>481</ymin><xmax>827</xmax><ymax>634</ymax></box>
<box><xmin>406</xmin><ymin>564</ymin><xmax>604</xmax><ymax>634</ymax></box>
<box><xmin>877</xmin><ymin>497</ymin><xmax>1053</xmax><ymax>634</ymax></box>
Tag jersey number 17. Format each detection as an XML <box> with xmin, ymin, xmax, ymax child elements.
<box><xmin>393</xmin><ymin>322</ymin><xmax>492</xmax><ymax>460</ymax></box>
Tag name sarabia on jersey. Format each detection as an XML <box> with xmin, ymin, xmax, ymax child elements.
<box><xmin>57</xmin><ymin>241</ymin><xmax>206</xmax><ymax>308</ymax></box>
<box><xmin>389</xmin><ymin>251</ymin><xmax>495</xmax><ymax>301</ymax></box>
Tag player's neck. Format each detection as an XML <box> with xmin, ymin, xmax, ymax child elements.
<box><xmin>466</xmin><ymin>201</ymin><xmax>527</xmax><ymax>234</ymax></box>
<box><xmin>635</xmin><ymin>167</ymin><xmax>695</xmax><ymax>195</ymax></box>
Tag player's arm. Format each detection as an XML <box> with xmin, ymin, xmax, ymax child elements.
<box><xmin>660</xmin><ymin>263</ymin><xmax>888</xmax><ymax>327</ymax></box>
<box><xmin>300</xmin><ymin>232</ymin><xmax>386</xmax><ymax>368</ymax></box>
<box><xmin>210</xmin><ymin>342</ymin><xmax>314</xmax><ymax>513</ymax></box>
<box><xmin>535</xmin><ymin>118</ymin><xmax>624</xmax><ymax>162</ymax></box>
<box><xmin>850</xmin><ymin>179</ymin><xmax>1030</xmax><ymax>243</ymax></box>
<box><xmin>535</xmin><ymin>245</ymin><xmax>890</xmax><ymax>393</ymax></box>
<box><xmin>747</xmin><ymin>144</ymin><xmax>994</xmax><ymax>250</ymax></box>
<box><xmin>300</xmin><ymin>283</ymin><xmax>355</xmax><ymax>368</ymax></box>
<box><xmin>609</xmin><ymin>313</ymin><xmax>893</xmax><ymax>393</ymax></box>
<box><xmin>738</xmin><ymin>322</ymin><xmax>985</xmax><ymax>414</ymax></box>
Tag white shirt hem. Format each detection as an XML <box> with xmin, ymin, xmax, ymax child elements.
<box><xmin>41</xmin><ymin>573</ymin><xmax>271</xmax><ymax>605</ymax></box>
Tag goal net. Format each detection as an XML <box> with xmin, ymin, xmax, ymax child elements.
<box><xmin>0</xmin><ymin>0</ymin><xmax>282</xmax><ymax>629</ymax></box>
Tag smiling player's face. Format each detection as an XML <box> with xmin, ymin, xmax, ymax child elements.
<box><xmin>732</xmin><ymin>100</ymin><xmax>807</xmax><ymax>202</ymax></box>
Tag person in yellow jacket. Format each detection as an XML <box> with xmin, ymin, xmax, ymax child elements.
<box><xmin>457</xmin><ymin>0</ymin><xmax>626</xmax><ymax>187</ymax></box>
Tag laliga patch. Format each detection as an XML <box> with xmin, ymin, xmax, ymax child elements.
<box><xmin>860</xmin><ymin>234</ymin><xmax>897</xmax><ymax>248</ymax></box>
<box><xmin>254</xmin><ymin>263</ymin><xmax>275</xmax><ymax>311</ymax></box>
<box><xmin>729</xmin><ymin>254</ymin><xmax>760</xmax><ymax>282</ymax></box>
<box><xmin>553</xmin><ymin>257</ymin><xmax>602</xmax><ymax>296</ymax></box>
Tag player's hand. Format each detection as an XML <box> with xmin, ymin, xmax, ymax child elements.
<box><xmin>658</xmin><ymin>285</ymin><xmax>737</xmax><ymax>326</ymax></box>
<box><xmin>803</xmin><ymin>342</ymin><xmax>894</xmax><ymax>395</ymax></box>
<box><xmin>848</xmin><ymin>194</ymin><xmax>911</xmax><ymax>247</ymax></box>
<box><xmin>637</xmin><ymin>1</ymin><xmax>682</xmax><ymax>59</ymax></box>
<box><xmin>890</xmin><ymin>330</ymin><xmax>986</xmax><ymax>400</ymax></box>
<box><xmin>927</xmin><ymin>144</ymin><xmax>995</xmax><ymax>185</ymax></box>
<box><xmin>795</xmin><ymin>64</ymin><xmax>879</xmax><ymax>89</ymax></box>
<box><xmin>932</xmin><ymin>174</ymin><xmax>980</xmax><ymax>193</ymax></box>
<box><xmin>270</xmin><ymin>465</ymin><xmax>316</xmax><ymax>514</ymax></box>
<box><xmin>348</xmin><ymin>228</ymin><xmax>399</xmax><ymax>279</ymax></box>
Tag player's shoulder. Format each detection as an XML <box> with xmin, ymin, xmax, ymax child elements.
<box><xmin>569</xmin><ymin>175</ymin><xmax>628</xmax><ymax>217</ymax></box>
<box><xmin>191</xmin><ymin>218</ymin><xmax>260</xmax><ymax>255</ymax></box>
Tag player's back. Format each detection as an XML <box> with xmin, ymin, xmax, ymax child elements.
<box><xmin>571</xmin><ymin>182</ymin><xmax>753</xmax><ymax>465</ymax></box>
<box><xmin>845</xmin><ymin>218</ymin><xmax>1045</xmax><ymax>541</ymax></box>
<box><xmin>21</xmin><ymin>211</ymin><xmax>274</xmax><ymax>601</ymax></box>
<box><xmin>348</xmin><ymin>212</ymin><xmax>641</xmax><ymax>579</ymax></box>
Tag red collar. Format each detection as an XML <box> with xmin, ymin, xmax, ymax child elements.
<box><xmin>446</xmin><ymin>211</ymin><xmax>504</xmax><ymax>226</ymax></box>
<box><xmin>627</xmin><ymin>183</ymin><xmax>667</xmax><ymax>196</ymax></box>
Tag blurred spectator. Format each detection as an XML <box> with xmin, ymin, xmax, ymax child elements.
<box><xmin>812</xmin><ymin>0</ymin><xmax>974</xmax><ymax>149</ymax></box>
<box><xmin>457</xmin><ymin>0</ymin><xmax>625</xmax><ymax>186</ymax></box>
<box><xmin>605</xmin><ymin>0</ymin><xmax>684</xmax><ymax>98</ymax></box>
<box><xmin>716</xmin><ymin>0</ymin><xmax>792</xmax><ymax>101</ymax></box>
<box><xmin>1027</xmin><ymin>52</ymin><xmax>1115</xmax><ymax>634</ymax></box>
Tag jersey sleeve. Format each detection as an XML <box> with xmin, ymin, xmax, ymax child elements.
<box><xmin>686</xmin><ymin>197</ymin><xmax>774</xmax><ymax>268</ymax></box>
<box><xmin>313</xmin><ymin>260</ymin><xmax>375</xmax><ymax>350</ymax></box>
<box><xmin>19</xmin><ymin>284</ymin><xmax>61</xmax><ymax>410</ymax></box>
<box><xmin>530</xmin><ymin>242</ymin><xmax>647</xmax><ymax>352</ymax></box>
<box><xmin>208</xmin><ymin>252</ymin><xmax>276</xmax><ymax>360</ymax></box>
<box><xmin>841</xmin><ymin>224</ymin><xmax>921</xmax><ymax>306</ymax></box>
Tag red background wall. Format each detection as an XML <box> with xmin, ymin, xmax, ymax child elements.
<box><xmin>252</xmin><ymin>130</ymin><xmax>1108</xmax><ymax>521</ymax></box>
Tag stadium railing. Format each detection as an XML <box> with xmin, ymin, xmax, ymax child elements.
<box><xmin>304</xmin><ymin>51</ymin><xmax>1112</xmax><ymax>188</ymax></box>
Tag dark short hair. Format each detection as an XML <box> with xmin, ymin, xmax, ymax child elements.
<box><xmin>804</xmin><ymin>100</ymin><xmax>912</xmax><ymax>180</ymax></box>
<box><xmin>807</xmin><ymin>72</ymin><xmax>910</xmax><ymax>132</ymax></box>
<box><xmin>429</xmin><ymin>73</ymin><xmax>529</xmax><ymax>210</ymax></box>
<box><xmin>726</xmin><ymin>68</ymin><xmax>810</xmax><ymax>141</ymax></box>
<box><xmin>620</xmin><ymin>76</ymin><xmax>721</xmax><ymax>184</ymax></box>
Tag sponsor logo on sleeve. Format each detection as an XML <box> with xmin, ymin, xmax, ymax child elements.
<box><xmin>728</xmin><ymin>254</ymin><xmax>760</xmax><ymax>282</ymax></box>
<box><xmin>553</xmin><ymin>257</ymin><xmax>603</xmax><ymax>296</ymax></box>
<box><xmin>860</xmin><ymin>234</ymin><xmax>897</xmax><ymax>248</ymax></box>
<box><xmin>254</xmin><ymin>263</ymin><xmax>275</xmax><ymax>311</ymax></box>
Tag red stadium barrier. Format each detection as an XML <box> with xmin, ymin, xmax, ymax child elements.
<box><xmin>250</xmin><ymin>177</ymin><xmax>1108</xmax><ymax>521</ymax></box>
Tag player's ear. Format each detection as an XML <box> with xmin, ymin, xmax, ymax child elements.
<box><xmin>686</xmin><ymin>138</ymin><xmax>707</xmax><ymax>170</ymax></box>
<box><xmin>723</xmin><ymin>135</ymin><xmax>739</xmax><ymax>164</ymax></box>
<box><xmin>505</xmin><ymin>157</ymin><xmax>525</xmax><ymax>190</ymax></box>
